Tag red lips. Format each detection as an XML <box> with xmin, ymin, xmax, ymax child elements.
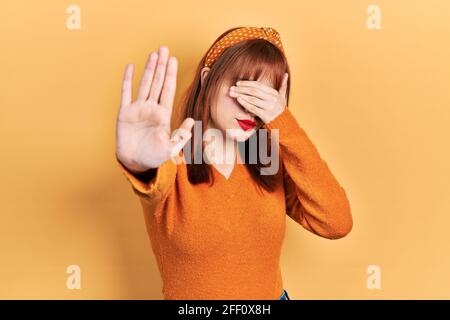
<box><xmin>236</xmin><ymin>119</ymin><xmax>256</xmax><ymax>131</ymax></box>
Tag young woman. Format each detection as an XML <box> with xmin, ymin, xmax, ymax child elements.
<box><xmin>115</xmin><ymin>26</ymin><xmax>353</xmax><ymax>300</ymax></box>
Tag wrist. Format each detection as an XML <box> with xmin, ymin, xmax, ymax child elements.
<box><xmin>116</xmin><ymin>153</ymin><xmax>152</xmax><ymax>174</ymax></box>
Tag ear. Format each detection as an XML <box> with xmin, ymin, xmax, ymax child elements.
<box><xmin>200</xmin><ymin>66</ymin><xmax>210</xmax><ymax>86</ymax></box>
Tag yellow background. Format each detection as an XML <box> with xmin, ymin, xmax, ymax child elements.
<box><xmin>1</xmin><ymin>0</ymin><xmax>450</xmax><ymax>299</ymax></box>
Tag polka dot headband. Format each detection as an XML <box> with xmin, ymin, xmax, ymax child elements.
<box><xmin>204</xmin><ymin>26</ymin><xmax>285</xmax><ymax>68</ymax></box>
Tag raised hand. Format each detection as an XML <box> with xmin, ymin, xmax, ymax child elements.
<box><xmin>229</xmin><ymin>73</ymin><xmax>289</xmax><ymax>124</ymax></box>
<box><xmin>115</xmin><ymin>46</ymin><xmax>195</xmax><ymax>173</ymax></box>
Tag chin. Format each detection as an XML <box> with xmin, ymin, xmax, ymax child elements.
<box><xmin>229</xmin><ymin>129</ymin><xmax>256</xmax><ymax>142</ymax></box>
<box><xmin>234</xmin><ymin>135</ymin><xmax>249</xmax><ymax>142</ymax></box>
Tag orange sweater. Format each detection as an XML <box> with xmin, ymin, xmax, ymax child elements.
<box><xmin>116</xmin><ymin>108</ymin><xmax>353</xmax><ymax>300</ymax></box>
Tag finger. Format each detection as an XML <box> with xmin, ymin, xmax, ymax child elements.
<box><xmin>159</xmin><ymin>56</ymin><xmax>178</xmax><ymax>108</ymax></box>
<box><xmin>170</xmin><ymin>117</ymin><xmax>195</xmax><ymax>142</ymax></box>
<box><xmin>121</xmin><ymin>63</ymin><xmax>134</xmax><ymax>106</ymax></box>
<box><xmin>137</xmin><ymin>52</ymin><xmax>158</xmax><ymax>101</ymax></box>
<box><xmin>235</xmin><ymin>80</ymin><xmax>278</xmax><ymax>96</ymax></box>
<box><xmin>278</xmin><ymin>73</ymin><xmax>288</xmax><ymax>99</ymax></box>
<box><xmin>235</xmin><ymin>96</ymin><xmax>264</xmax><ymax>119</ymax></box>
<box><xmin>148</xmin><ymin>46</ymin><xmax>170</xmax><ymax>103</ymax></box>
<box><xmin>231</xmin><ymin>92</ymin><xmax>268</xmax><ymax>109</ymax></box>
<box><xmin>169</xmin><ymin>117</ymin><xmax>195</xmax><ymax>161</ymax></box>
<box><xmin>231</xmin><ymin>85</ymin><xmax>275</xmax><ymax>102</ymax></box>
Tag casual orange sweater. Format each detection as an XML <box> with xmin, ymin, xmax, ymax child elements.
<box><xmin>116</xmin><ymin>107</ymin><xmax>353</xmax><ymax>300</ymax></box>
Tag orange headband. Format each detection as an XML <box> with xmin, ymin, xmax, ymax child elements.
<box><xmin>204</xmin><ymin>26</ymin><xmax>284</xmax><ymax>68</ymax></box>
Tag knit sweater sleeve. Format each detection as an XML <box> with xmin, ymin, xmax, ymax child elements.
<box><xmin>264</xmin><ymin>108</ymin><xmax>353</xmax><ymax>239</ymax></box>
<box><xmin>116</xmin><ymin>154</ymin><xmax>177</xmax><ymax>206</ymax></box>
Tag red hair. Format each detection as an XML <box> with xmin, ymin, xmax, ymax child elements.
<box><xmin>179</xmin><ymin>26</ymin><xmax>291</xmax><ymax>193</ymax></box>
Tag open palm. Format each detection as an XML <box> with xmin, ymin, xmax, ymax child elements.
<box><xmin>115</xmin><ymin>46</ymin><xmax>194</xmax><ymax>173</ymax></box>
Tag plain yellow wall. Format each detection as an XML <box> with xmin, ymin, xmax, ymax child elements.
<box><xmin>1</xmin><ymin>0</ymin><xmax>450</xmax><ymax>299</ymax></box>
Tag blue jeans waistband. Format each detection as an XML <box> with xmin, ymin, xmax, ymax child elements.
<box><xmin>279</xmin><ymin>289</ymin><xmax>290</xmax><ymax>300</ymax></box>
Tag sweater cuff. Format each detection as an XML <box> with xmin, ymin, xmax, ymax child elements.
<box><xmin>116</xmin><ymin>155</ymin><xmax>177</xmax><ymax>198</ymax></box>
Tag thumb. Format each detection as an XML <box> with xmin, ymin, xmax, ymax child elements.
<box><xmin>169</xmin><ymin>117</ymin><xmax>195</xmax><ymax>163</ymax></box>
<box><xmin>278</xmin><ymin>73</ymin><xmax>288</xmax><ymax>99</ymax></box>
